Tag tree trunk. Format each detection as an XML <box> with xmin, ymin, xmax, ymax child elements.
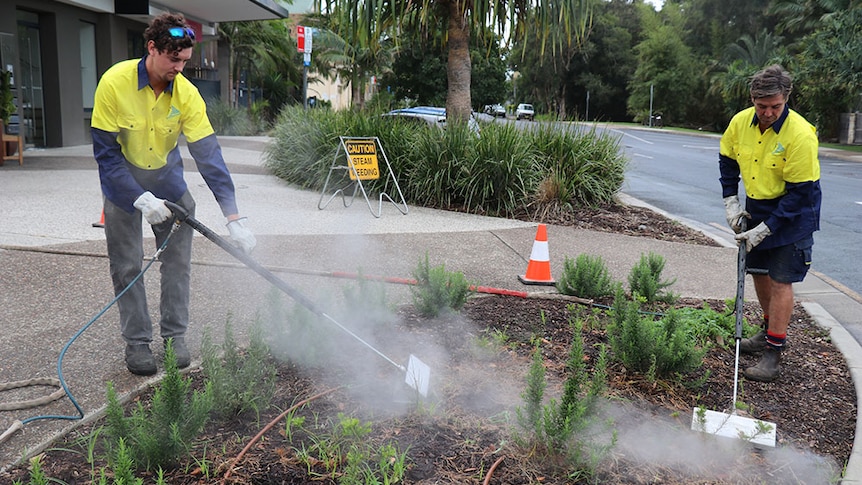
<box><xmin>355</xmin><ymin>72</ymin><xmax>366</xmax><ymax>110</ymax></box>
<box><xmin>351</xmin><ymin>71</ymin><xmax>361</xmax><ymax>111</ymax></box>
<box><xmin>559</xmin><ymin>83</ymin><xmax>567</xmax><ymax>120</ymax></box>
<box><xmin>445</xmin><ymin>0</ymin><xmax>472</xmax><ymax>122</ymax></box>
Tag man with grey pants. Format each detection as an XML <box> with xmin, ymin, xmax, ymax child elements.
<box><xmin>92</xmin><ymin>12</ymin><xmax>256</xmax><ymax>375</ymax></box>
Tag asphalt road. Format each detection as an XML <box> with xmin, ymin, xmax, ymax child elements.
<box><xmin>607</xmin><ymin>126</ymin><xmax>862</xmax><ymax>299</ymax></box>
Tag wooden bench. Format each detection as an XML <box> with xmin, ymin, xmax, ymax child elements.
<box><xmin>1</xmin><ymin>119</ymin><xmax>23</xmax><ymax>166</ymax></box>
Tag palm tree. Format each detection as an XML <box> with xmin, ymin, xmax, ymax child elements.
<box><xmin>218</xmin><ymin>20</ymin><xmax>300</xmax><ymax>110</ymax></box>
<box><xmin>706</xmin><ymin>30</ymin><xmax>788</xmax><ymax>120</ymax></box>
<box><xmin>723</xmin><ymin>30</ymin><xmax>785</xmax><ymax>68</ymax></box>
<box><xmin>768</xmin><ymin>0</ymin><xmax>853</xmax><ymax>36</ymax></box>
<box><xmin>315</xmin><ymin>0</ymin><xmax>593</xmax><ymax>121</ymax></box>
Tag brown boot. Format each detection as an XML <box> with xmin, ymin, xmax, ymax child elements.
<box><xmin>739</xmin><ymin>329</ymin><xmax>767</xmax><ymax>354</ymax></box>
<box><xmin>743</xmin><ymin>347</ymin><xmax>781</xmax><ymax>382</ymax></box>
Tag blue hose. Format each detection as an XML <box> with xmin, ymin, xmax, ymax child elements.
<box><xmin>16</xmin><ymin>222</ymin><xmax>179</xmax><ymax>427</ymax></box>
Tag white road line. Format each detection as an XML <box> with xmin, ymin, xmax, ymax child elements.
<box><xmin>611</xmin><ymin>128</ymin><xmax>653</xmax><ymax>144</ymax></box>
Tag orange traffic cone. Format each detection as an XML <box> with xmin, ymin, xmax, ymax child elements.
<box><xmin>518</xmin><ymin>224</ymin><xmax>555</xmax><ymax>286</ymax></box>
<box><xmin>92</xmin><ymin>209</ymin><xmax>105</xmax><ymax>228</ymax></box>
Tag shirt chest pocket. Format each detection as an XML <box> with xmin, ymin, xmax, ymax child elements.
<box><xmin>154</xmin><ymin>116</ymin><xmax>182</xmax><ymax>155</ymax></box>
<box><xmin>763</xmin><ymin>150</ymin><xmax>787</xmax><ymax>173</ymax></box>
<box><xmin>736</xmin><ymin>146</ymin><xmax>754</xmax><ymax>164</ymax></box>
<box><xmin>156</xmin><ymin>116</ymin><xmax>181</xmax><ymax>137</ymax></box>
<box><xmin>116</xmin><ymin>114</ymin><xmax>148</xmax><ymax>162</ymax></box>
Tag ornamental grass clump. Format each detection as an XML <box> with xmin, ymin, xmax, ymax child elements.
<box><xmin>529</xmin><ymin>123</ymin><xmax>627</xmax><ymax>210</ymax></box>
<box><xmin>264</xmin><ymin>108</ymin><xmax>628</xmax><ymax>217</ymax></box>
<box><xmin>264</xmin><ymin>106</ymin><xmax>413</xmax><ymax>195</ymax></box>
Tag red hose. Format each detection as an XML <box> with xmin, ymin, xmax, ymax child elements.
<box><xmin>483</xmin><ymin>455</ymin><xmax>505</xmax><ymax>484</ymax></box>
<box><xmin>329</xmin><ymin>271</ymin><xmax>530</xmax><ymax>298</ymax></box>
<box><xmin>222</xmin><ymin>386</ymin><xmax>341</xmax><ymax>484</ymax></box>
<box><xmin>199</xmin><ymin>262</ymin><xmax>535</xmax><ymax>298</ymax></box>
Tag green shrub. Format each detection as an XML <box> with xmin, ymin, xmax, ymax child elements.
<box><xmin>409</xmin><ymin>254</ymin><xmax>475</xmax><ymax>317</ymax></box>
<box><xmin>104</xmin><ymin>341</ymin><xmax>213</xmax><ymax>471</ymax></box>
<box><xmin>206</xmin><ymin>99</ymin><xmax>254</xmax><ymax>136</ymax></box>
<box><xmin>292</xmin><ymin>413</ymin><xmax>409</xmax><ymax>484</ymax></box>
<box><xmin>518</xmin><ymin>337</ymin><xmax>547</xmax><ymax>433</ymax></box>
<box><xmin>516</xmin><ymin>317</ymin><xmax>613</xmax><ymax>476</ymax></box>
<box><xmin>627</xmin><ymin>252</ymin><xmax>677</xmax><ymax>304</ymax></box>
<box><xmin>261</xmin><ymin>273</ymin><xmax>400</xmax><ymax>370</ymax></box>
<box><xmin>201</xmin><ymin>318</ymin><xmax>277</xmax><ymax>421</ymax></box>
<box><xmin>556</xmin><ymin>254</ymin><xmax>621</xmax><ymax>299</ymax></box>
<box><xmin>339</xmin><ymin>271</ymin><xmax>397</xmax><ymax>329</ymax></box>
<box><xmin>530</xmin><ymin>123</ymin><xmax>627</xmax><ymax>209</ymax></box>
<box><xmin>15</xmin><ymin>456</ymin><xmax>49</xmax><ymax>485</ymax></box>
<box><xmin>264</xmin><ymin>106</ymin><xmax>413</xmax><ymax>195</ymax></box>
<box><xmin>260</xmin><ymin>286</ymin><xmax>335</xmax><ymax>367</ymax></box>
<box><xmin>607</xmin><ymin>290</ymin><xmax>705</xmax><ymax>379</ymax></box>
<box><xmin>407</xmin><ymin>121</ymin><xmax>536</xmax><ymax>215</ymax></box>
<box><xmin>264</xmin><ymin>108</ymin><xmax>627</xmax><ymax>217</ymax></box>
<box><xmin>0</xmin><ymin>70</ymin><xmax>15</xmax><ymax>124</ymax></box>
<box><xmin>107</xmin><ymin>438</ymin><xmax>143</xmax><ymax>485</ymax></box>
<box><xmin>674</xmin><ymin>301</ymin><xmax>757</xmax><ymax>348</ymax></box>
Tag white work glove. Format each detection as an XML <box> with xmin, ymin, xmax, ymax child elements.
<box><xmin>735</xmin><ymin>222</ymin><xmax>772</xmax><ymax>252</ymax></box>
<box><xmin>723</xmin><ymin>195</ymin><xmax>750</xmax><ymax>234</ymax></box>
<box><xmin>133</xmin><ymin>191</ymin><xmax>172</xmax><ymax>225</ymax></box>
<box><xmin>227</xmin><ymin>218</ymin><xmax>256</xmax><ymax>254</ymax></box>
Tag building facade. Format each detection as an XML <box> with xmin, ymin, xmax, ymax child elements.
<box><xmin>0</xmin><ymin>0</ymin><xmax>288</xmax><ymax>149</ymax></box>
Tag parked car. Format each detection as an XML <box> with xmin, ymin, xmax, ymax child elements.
<box><xmin>383</xmin><ymin>106</ymin><xmax>480</xmax><ymax>134</ymax></box>
<box><xmin>516</xmin><ymin>103</ymin><xmax>534</xmax><ymax>121</ymax></box>
<box><xmin>484</xmin><ymin>104</ymin><xmax>506</xmax><ymax>118</ymax></box>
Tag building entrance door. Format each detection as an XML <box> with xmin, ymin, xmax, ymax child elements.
<box><xmin>17</xmin><ymin>11</ymin><xmax>46</xmax><ymax>148</ymax></box>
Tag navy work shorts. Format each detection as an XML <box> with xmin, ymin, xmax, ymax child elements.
<box><xmin>746</xmin><ymin>235</ymin><xmax>814</xmax><ymax>283</ymax></box>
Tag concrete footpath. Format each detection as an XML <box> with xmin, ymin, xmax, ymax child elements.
<box><xmin>1</xmin><ymin>137</ymin><xmax>861</xmax><ymax>482</ymax></box>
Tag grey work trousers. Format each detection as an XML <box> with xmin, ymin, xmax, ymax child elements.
<box><xmin>104</xmin><ymin>191</ymin><xmax>196</xmax><ymax>345</ymax></box>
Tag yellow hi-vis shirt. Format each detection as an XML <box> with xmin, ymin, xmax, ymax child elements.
<box><xmin>719</xmin><ymin>105</ymin><xmax>821</xmax><ymax>248</ymax></box>
<box><xmin>91</xmin><ymin>58</ymin><xmax>214</xmax><ymax>170</ymax></box>
<box><xmin>720</xmin><ymin>106</ymin><xmax>819</xmax><ymax>201</ymax></box>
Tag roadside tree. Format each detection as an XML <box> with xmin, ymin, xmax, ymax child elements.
<box><xmin>316</xmin><ymin>0</ymin><xmax>593</xmax><ymax>122</ymax></box>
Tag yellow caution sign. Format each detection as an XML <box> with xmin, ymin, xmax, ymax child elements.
<box><xmin>319</xmin><ymin>136</ymin><xmax>408</xmax><ymax>217</ymax></box>
<box><xmin>345</xmin><ymin>139</ymin><xmax>380</xmax><ymax>180</ymax></box>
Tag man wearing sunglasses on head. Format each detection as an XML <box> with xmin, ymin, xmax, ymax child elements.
<box><xmin>91</xmin><ymin>12</ymin><xmax>256</xmax><ymax>376</ymax></box>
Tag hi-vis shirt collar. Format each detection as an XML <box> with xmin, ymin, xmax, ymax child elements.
<box><xmin>136</xmin><ymin>55</ymin><xmax>174</xmax><ymax>94</ymax></box>
<box><xmin>751</xmin><ymin>104</ymin><xmax>789</xmax><ymax>133</ymax></box>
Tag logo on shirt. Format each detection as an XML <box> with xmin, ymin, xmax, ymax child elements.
<box><xmin>167</xmin><ymin>106</ymin><xmax>181</xmax><ymax>120</ymax></box>
<box><xmin>772</xmin><ymin>142</ymin><xmax>785</xmax><ymax>156</ymax></box>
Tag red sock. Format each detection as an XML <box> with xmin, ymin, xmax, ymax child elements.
<box><xmin>766</xmin><ymin>330</ymin><xmax>786</xmax><ymax>349</ymax></box>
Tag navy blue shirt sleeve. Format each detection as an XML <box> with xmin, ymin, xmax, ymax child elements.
<box><xmin>92</xmin><ymin>127</ymin><xmax>145</xmax><ymax>213</ymax></box>
<box><xmin>761</xmin><ymin>180</ymin><xmax>821</xmax><ymax>236</ymax></box>
<box><xmin>718</xmin><ymin>153</ymin><xmax>740</xmax><ymax>199</ymax></box>
<box><xmin>187</xmin><ymin>134</ymin><xmax>239</xmax><ymax>216</ymax></box>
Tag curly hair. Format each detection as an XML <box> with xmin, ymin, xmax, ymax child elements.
<box><xmin>749</xmin><ymin>64</ymin><xmax>793</xmax><ymax>100</ymax></box>
<box><xmin>144</xmin><ymin>12</ymin><xmax>195</xmax><ymax>54</ymax></box>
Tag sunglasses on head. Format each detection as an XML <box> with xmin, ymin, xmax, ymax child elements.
<box><xmin>166</xmin><ymin>27</ymin><xmax>195</xmax><ymax>41</ymax></box>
